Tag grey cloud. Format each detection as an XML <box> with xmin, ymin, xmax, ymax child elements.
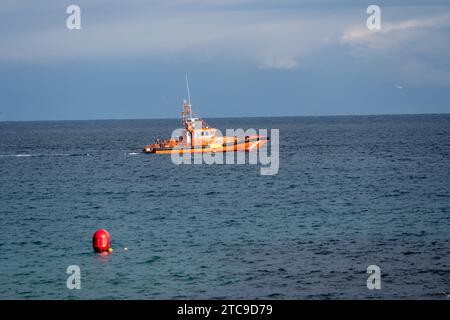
<box><xmin>0</xmin><ymin>6</ymin><xmax>356</xmax><ymax>69</ymax></box>
<box><xmin>342</xmin><ymin>11</ymin><xmax>450</xmax><ymax>87</ymax></box>
<box><xmin>1</xmin><ymin>0</ymin><xmax>450</xmax><ymax>83</ymax></box>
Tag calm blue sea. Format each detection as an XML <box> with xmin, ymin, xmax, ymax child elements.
<box><xmin>0</xmin><ymin>115</ymin><xmax>449</xmax><ymax>299</ymax></box>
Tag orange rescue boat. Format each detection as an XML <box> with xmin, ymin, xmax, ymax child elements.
<box><xmin>143</xmin><ymin>82</ymin><xmax>268</xmax><ymax>154</ymax></box>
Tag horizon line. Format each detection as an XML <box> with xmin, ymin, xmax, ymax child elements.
<box><xmin>1</xmin><ymin>112</ymin><xmax>450</xmax><ymax>123</ymax></box>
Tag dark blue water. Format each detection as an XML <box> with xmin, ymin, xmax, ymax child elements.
<box><xmin>0</xmin><ymin>115</ymin><xmax>449</xmax><ymax>299</ymax></box>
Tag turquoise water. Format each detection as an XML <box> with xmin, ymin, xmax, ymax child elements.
<box><xmin>0</xmin><ymin>115</ymin><xmax>449</xmax><ymax>299</ymax></box>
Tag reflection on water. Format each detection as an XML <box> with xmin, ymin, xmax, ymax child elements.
<box><xmin>95</xmin><ymin>252</ymin><xmax>113</xmax><ymax>263</ymax></box>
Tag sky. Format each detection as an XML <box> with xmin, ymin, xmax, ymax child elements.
<box><xmin>1</xmin><ymin>0</ymin><xmax>450</xmax><ymax>121</ymax></box>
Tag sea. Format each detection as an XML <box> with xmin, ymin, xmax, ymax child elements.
<box><xmin>0</xmin><ymin>114</ymin><xmax>449</xmax><ymax>299</ymax></box>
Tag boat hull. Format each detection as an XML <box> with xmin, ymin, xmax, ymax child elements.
<box><xmin>143</xmin><ymin>136</ymin><xmax>268</xmax><ymax>154</ymax></box>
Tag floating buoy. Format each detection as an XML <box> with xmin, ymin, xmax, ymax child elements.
<box><xmin>92</xmin><ymin>229</ymin><xmax>111</xmax><ymax>253</ymax></box>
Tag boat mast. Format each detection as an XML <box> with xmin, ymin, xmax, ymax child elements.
<box><xmin>185</xmin><ymin>73</ymin><xmax>192</xmax><ymax>119</ymax></box>
<box><xmin>181</xmin><ymin>73</ymin><xmax>194</xmax><ymax>147</ymax></box>
<box><xmin>182</xmin><ymin>76</ymin><xmax>192</xmax><ymax>124</ymax></box>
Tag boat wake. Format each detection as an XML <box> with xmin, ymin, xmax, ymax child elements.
<box><xmin>0</xmin><ymin>153</ymin><xmax>92</xmax><ymax>158</ymax></box>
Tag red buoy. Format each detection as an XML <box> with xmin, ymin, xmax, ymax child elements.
<box><xmin>92</xmin><ymin>229</ymin><xmax>111</xmax><ymax>253</ymax></box>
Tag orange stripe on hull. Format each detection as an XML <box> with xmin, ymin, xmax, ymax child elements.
<box><xmin>151</xmin><ymin>139</ymin><xmax>268</xmax><ymax>154</ymax></box>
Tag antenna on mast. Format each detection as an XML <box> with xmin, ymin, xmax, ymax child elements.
<box><xmin>185</xmin><ymin>73</ymin><xmax>191</xmax><ymax>106</ymax></box>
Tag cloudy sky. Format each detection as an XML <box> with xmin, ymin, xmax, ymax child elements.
<box><xmin>1</xmin><ymin>0</ymin><xmax>450</xmax><ymax>120</ymax></box>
